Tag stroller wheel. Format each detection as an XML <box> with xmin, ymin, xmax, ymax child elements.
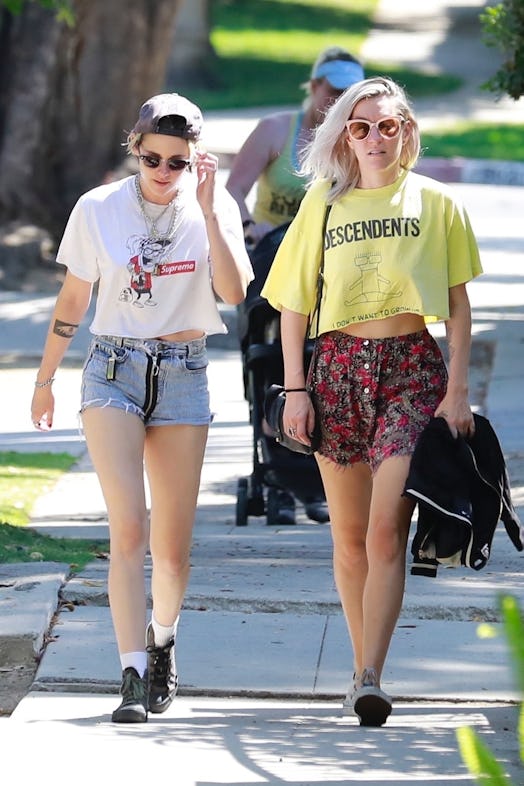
<box><xmin>236</xmin><ymin>477</ymin><xmax>249</xmax><ymax>526</ymax></box>
<box><xmin>267</xmin><ymin>488</ymin><xmax>296</xmax><ymax>526</ymax></box>
<box><xmin>248</xmin><ymin>480</ymin><xmax>265</xmax><ymax>516</ymax></box>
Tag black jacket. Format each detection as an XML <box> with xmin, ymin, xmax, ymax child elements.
<box><xmin>404</xmin><ymin>415</ymin><xmax>523</xmax><ymax>577</ymax></box>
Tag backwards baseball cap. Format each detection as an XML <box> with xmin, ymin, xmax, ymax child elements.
<box><xmin>312</xmin><ymin>58</ymin><xmax>365</xmax><ymax>90</ymax></box>
<box><xmin>132</xmin><ymin>93</ymin><xmax>203</xmax><ymax>141</ymax></box>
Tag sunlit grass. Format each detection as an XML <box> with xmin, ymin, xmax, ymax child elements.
<box><xmin>184</xmin><ymin>0</ymin><xmax>517</xmax><ymax>161</ymax></box>
<box><xmin>0</xmin><ymin>451</ymin><xmax>109</xmax><ymax>571</ymax></box>
<box><xmin>211</xmin><ymin>30</ymin><xmax>365</xmax><ymax>63</ymax></box>
<box><xmin>178</xmin><ymin>0</ymin><xmax>461</xmax><ymax>109</ymax></box>
<box><xmin>0</xmin><ymin>451</ymin><xmax>77</xmax><ymax>527</ymax></box>
<box><xmin>422</xmin><ymin>122</ymin><xmax>524</xmax><ymax>161</ymax></box>
<box><xmin>0</xmin><ymin>522</ymin><xmax>108</xmax><ymax>572</ymax></box>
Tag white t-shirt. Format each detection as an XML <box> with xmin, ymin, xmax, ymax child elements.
<box><xmin>57</xmin><ymin>175</ymin><xmax>252</xmax><ymax>338</ymax></box>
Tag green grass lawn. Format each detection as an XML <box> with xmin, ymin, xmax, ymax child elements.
<box><xmin>0</xmin><ymin>451</ymin><xmax>77</xmax><ymax>527</ymax></box>
<box><xmin>180</xmin><ymin>0</ymin><xmax>461</xmax><ymax>109</ymax></box>
<box><xmin>0</xmin><ymin>451</ymin><xmax>109</xmax><ymax>571</ymax></box>
<box><xmin>169</xmin><ymin>0</ymin><xmax>523</xmax><ymax>162</ymax></box>
<box><xmin>421</xmin><ymin>123</ymin><xmax>524</xmax><ymax>162</ymax></box>
<box><xmin>0</xmin><ymin>522</ymin><xmax>109</xmax><ymax>572</ymax></box>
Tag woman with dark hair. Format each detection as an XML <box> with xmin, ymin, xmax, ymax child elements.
<box><xmin>31</xmin><ymin>92</ymin><xmax>253</xmax><ymax>723</ymax></box>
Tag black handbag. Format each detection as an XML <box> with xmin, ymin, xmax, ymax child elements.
<box><xmin>263</xmin><ymin>204</ymin><xmax>332</xmax><ymax>455</ymax></box>
<box><xmin>264</xmin><ymin>383</ymin><xmax>320</xmax><ymax>454</ymax></box>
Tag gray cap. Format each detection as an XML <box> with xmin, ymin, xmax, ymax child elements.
<box><xmin>132</xmin><ymin>93</ymin><xmax>203</xmax><ymax>141</ymax></box>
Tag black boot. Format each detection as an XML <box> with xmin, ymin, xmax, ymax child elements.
<box><xmin>112</xmin><ymin>667</ymin><xmax>148</xmax><ymax>723</ymax></box>
<box><xmin>146</xmin><ymin>623</ymin><xmax>178</xmax><ymax>713</ymax></box>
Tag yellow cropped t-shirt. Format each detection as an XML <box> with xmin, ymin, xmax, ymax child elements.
<box><xmin>261</xmin><ymin>170</ymin><xmax>482</xmax><ymax>336</ymax></box>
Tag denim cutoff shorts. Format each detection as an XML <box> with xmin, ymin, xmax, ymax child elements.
<box><xmin>309</xmin><ymin>329</ymin><xmax>448</xmax><ymax>473</ymax></box>
<box><xmin>80</xmin><ymin>334</ymin><xmax>211</xmax><ymax>426</ymax></box>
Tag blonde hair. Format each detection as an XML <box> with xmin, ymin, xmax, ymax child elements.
<box><xmin>125</xmin><ymin>131</ymin><xmax>142</xmax><ymax>154</ymax></box>
<box><xmin>300</xmin><ymin>77</ymin><xmax>420</xmax><ymax>202</ymax></box>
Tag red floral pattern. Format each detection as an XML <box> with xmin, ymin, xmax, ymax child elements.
<box><xmin>308</xmin><ymin>330</ymin><xmax>447</xmax><ymax>472</ymax></box>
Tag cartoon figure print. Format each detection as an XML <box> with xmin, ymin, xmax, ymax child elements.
<box><xmin>121</xmin><ymin>236</ymin><xmax>173</xmax><ymax>308</ymax></box>
<box><xmin>346</xmin><ymin>251</ymin><xmax>402</xmax><ymax>306</ymax></box>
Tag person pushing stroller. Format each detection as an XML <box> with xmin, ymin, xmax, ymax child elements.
<box><xmin>227</xmin><ymin>47</ymin><xmax>365</xmax><ymax>524</ymax></box>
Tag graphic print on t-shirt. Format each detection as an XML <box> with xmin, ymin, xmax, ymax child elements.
<box><xmin>120</xmin><ymin>234</ymin><xmax>195</xmax><ymax>309</ymax></box>
<box><xmin>346</xmin><ymin>251</ymin><xmax>403</xmax><ymax>306</ymax></box>
<box><xmin>268</xmin><ymin>191</ymin><xmax>303</xmax><ymax>220</ymax></box>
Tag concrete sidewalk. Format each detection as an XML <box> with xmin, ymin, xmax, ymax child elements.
<box><xmin>3</xmin><ymin>695</ymin><xmax>519</xmax><ymax>785</ymax></box>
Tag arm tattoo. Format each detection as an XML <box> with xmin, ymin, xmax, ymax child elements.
<box><xmin>53</xmin><ymin>319</ymin><xmax>79</xmax><ymax>338</ymax></box>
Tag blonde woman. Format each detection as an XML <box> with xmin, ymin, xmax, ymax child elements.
<box><xmin>262</xmin><ymin>77</ymin><xmax>482</xmax><ymax>726</ymax></box>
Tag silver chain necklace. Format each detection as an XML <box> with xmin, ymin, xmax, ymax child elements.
<box><xmin>134</xmin><ymin>174</ymin><xmax>178</xmax><ymax>240</ymax></box>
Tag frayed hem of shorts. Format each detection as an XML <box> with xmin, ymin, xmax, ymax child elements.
<box><xmin>80</xmin><ymin>398</ymin><xmax>214</xmax><ymax>427</ymax></box>
<box><xmin>316</xmin><ymin>452</ymin><xmax>359</xmax><ymax>473</ymax></box>
<box><xmin>146</xmin><ymin>417</ymin><xmax>213</xmax><ymax>427</ymax></box>
<box><xmin>80</xmin><ymin>398</ymin><xmax>144</xmax><ymax>418</ymax></box>
<box><xmin>317</xmin><ymin>448</ymin><xmax>413</xmax><ymax>476</ymax></box>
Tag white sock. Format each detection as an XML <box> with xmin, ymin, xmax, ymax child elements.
<box><xmin>120</xmin><ymin>651</ymin><xmax>147</xmax><ymax>678</ymax></box>
<box><xmin>151</xmin><ymin>614</ymin><xmax>179</xmax><ymax>647</ymax></box>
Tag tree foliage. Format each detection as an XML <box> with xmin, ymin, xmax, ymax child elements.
<box><xmin>457</xmin><ymin>594</ymin><xmax>523</xmax><ymax>785</ymax></box>
<box><xmin>0</xmin><ymin>0</ymin><xmax>73</xmax><ymax>24</ymax></box>
<box><xmin>481</xmin><ymin>0</ymin><xmax>524</xmax><ymax>100</ymax></box>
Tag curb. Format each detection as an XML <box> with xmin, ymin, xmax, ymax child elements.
<box><xmin>0</xmin><ymin>563</ymin><xmax>69</xmax><ymax>669</ymax></box>
<box><xmin>415</xmin><ymin>157</ymin><xmax>524</xmax><ymax>186</ymax></box>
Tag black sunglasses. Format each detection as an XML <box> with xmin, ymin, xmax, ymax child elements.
<box><xmin>138</xmin><ymin>152</ymin><xmax>191</xmax><ymax>172</ymax></box>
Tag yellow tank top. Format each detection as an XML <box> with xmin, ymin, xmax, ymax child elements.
<box><xmin>253</xmin><ymin>112</ymin><xmax>309</xmax><ymax>226</ymax></box>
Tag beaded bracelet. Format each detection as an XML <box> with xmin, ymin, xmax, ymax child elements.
<box><xmin>284</xmin><ymin>387</ymin><xmax>307</xmax><ymax>393</ymax></box>
<box><xmin>34</xmin><ymin>376</ymin><xmax>55</xmax><ymax>388</ymax></box>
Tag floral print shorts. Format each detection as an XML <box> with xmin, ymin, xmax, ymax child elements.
<box><xmin>308</xmin><ymin>329</ymin><xmax>448</xmax><ymax>473</ymax></box>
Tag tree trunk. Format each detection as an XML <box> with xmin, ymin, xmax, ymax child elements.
<box><xmin>0</xmin><ymin>0</ymin><xmax>184</xmax><ymax>239</ymax></box>
<box><xmin>167</xmin><ymin>0</ymin><xmax>216</xmax><ymax>89</ymax></box>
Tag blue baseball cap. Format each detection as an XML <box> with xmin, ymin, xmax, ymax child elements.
<box><xmin>312</xmin><ymin>59</ymin><xmax>365</xmax><ymax>90</ymax></box>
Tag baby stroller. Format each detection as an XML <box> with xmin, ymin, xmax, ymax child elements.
<box><xmin>235</xmin><ymin>223</ymin><xmax>328</xmax><ymax>526</ymax></box>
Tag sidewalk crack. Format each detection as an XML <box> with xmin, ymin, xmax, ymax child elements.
<box><xmin>313</xmin><ymin>614</ymin><xmax>329</xmax><ymax>692</ymax></box>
